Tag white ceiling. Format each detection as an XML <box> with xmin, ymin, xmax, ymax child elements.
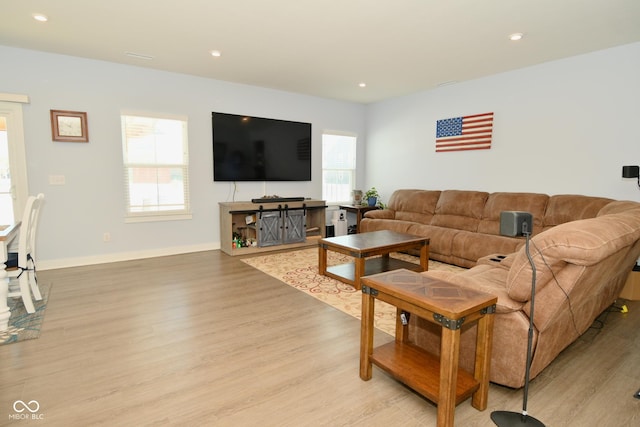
<box><xmin>2</xmin><ymin>1</ymin><xmax>640</xmax><ymax>104</ymax></box>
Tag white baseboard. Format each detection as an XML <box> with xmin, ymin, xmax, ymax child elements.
<box><xmin>37</xmin><ymin>242</ymin><xmax>221</xmax><ymax>271</ymax></box>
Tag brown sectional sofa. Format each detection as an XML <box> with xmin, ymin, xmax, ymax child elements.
<box><xmin>360</xmin><ymin>189</ymin><xmax>640</xmax><ymax>388</ymax></box>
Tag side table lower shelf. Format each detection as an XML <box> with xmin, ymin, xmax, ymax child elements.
<box><xmin>370</xmin><ymin>341</ymin><xmax>479</xmax><ymax>406</ymax></box>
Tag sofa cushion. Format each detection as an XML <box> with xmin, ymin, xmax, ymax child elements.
<box><xmin>407</xmin><ymin>223</ymin><xmax>458</xmax><ymax>260</ymax></box>
<box><xmin>450</xmin><ymin>231</ymin><xmax>524</xmax><ymax>268</ymax></box>
<box><xmin>477</xmin><ymin>192</ymin><xmax>548</xmax><ymax>236</ymax></box>
<box><xmin>431</xmin><ymin>190</ymin><xmax>488</xmax><ymax>232</ymax></box>
<box><xmin>597</xmin><ymin>200</ymin><xmax>640</xmax><ymax>216</ymax></box>
<box><xmin>387</xmin><ymin>189</ymin><xmax>441</xmax><ymax>224</ymax></box>
<box><xmin>542</xmin><ymin>194</ymin><xmax>612</xmax><ymax>230</ymax></box>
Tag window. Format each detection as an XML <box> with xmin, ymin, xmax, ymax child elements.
<box><xmin>0</xmin><ymin>97</ymin><xmax>29</xmax><ymax>224</ymax></box>
<box><xmin>322</xmin><ymin>132</ymin><xmax>356</xmax><ymax>204</ymax></box>
<box><xmin>121</xmin><ymin>113</ymin><xmax>190</xmax><ymax>222</ymax></box>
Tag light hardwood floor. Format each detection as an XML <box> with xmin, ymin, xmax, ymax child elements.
<box><xmin>1</xmin><ymin>250</ymin><xmax>639</xmax><ymax>426</ymax></box>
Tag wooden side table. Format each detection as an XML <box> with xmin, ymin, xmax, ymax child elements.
<box><xmin>339</xmin><ymin>204</ymin><xmax>379</xmax><ymax>233</ymax></box>
<box><xmin>359</xmin><ymin>269</ymin><xmax>497</xmax><ymax>427</ymax></box>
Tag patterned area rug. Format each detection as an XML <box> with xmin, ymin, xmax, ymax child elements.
<box><xmin>241</xmin><ymin>249</ymin><xmax>463</xmax><ymax>336</ymax></box>
<box><xmin>0</xmin><ymin>282</ymin><xmax>51</xmax><ymax>345</ymax></box>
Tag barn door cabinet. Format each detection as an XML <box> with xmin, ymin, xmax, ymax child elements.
<box><xmin>219</xmin><ymin>199</ymin><xmax>327</xmax><ymax>256</ymax></box>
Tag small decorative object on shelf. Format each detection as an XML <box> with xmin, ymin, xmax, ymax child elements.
<box><xmin>231</xmin><ymin>231</ymin><xmax>244</xmax><ymax>248</ymax></box>
<box><xmin>364</xmin><ymin>187</ymin><xmax>382</xmax><ymax>207</ymax></box>
<box><xmin>352</xmin><ymin>189</ymin><xmax>363</xmax><ymax>205</ymax></box>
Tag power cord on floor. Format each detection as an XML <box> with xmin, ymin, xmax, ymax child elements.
<box><xmin>588</xmin><ymin>300</ymin><xmax>630</xmax><ymax>335</ymax></box>
<box><xmin>611</xmin><ymin>302</ymin><xmax>629</xmax><ymax>313</ymax></box>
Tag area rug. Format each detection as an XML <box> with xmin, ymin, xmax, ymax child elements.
<box><xmin>241</xmin><ymin>249</ymin><xmax>464</xmax><ymax>336</ymax></box>
<box><xmin>0</xmin><ymin>282</ymin><xmax>51</xmax><ymax>345</ymax></box>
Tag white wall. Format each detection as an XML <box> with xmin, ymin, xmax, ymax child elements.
<box><xmin>0</xmin><ymin>46</ymin><xmax>366</xmax><ymax>268</ymax></box>
<box><xmin>4</xmin><ymin>42</ymin><xmax>640</xmax><ymax>269</ymax></box>
<box><xmin>365</xmin><ymin>42</ymin><xmax>640</xmax><ymax>206</ymax></box>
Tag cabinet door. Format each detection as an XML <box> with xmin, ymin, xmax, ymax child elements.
<box><xmin>283</xmin><ymin>209</ymin><xmax>306</xmax><ymax>244</ymax></box>
<box><xmin>257</xmin><ymin>211</ymin><xmax>282</xmax><ymax>247</ymax></box>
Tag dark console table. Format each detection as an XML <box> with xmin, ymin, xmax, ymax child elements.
<box><xmin>339</xmin><ymin>204</ymin><xmax>379</xmax><ymax>233</ymax></box>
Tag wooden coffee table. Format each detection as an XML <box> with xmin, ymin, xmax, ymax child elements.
<box><xmin>318</xmin><ymin>230</ymin><xmax>429</xmax><ymax>290</ymax></box>
<box><xmin>360</xmin><ymin>269</ymin><xmax>497</xmax><ymax>427</ymax></box>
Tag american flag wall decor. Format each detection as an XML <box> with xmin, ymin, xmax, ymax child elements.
<box><xmin>435</xmin><ymin>112</ymin><xmax>494</xmax><ymax>152</ymax></box>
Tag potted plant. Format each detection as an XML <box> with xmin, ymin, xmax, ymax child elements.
<box><xmin>364</xmin><ymin>187</ymin><xmax>381</xmax><ymax>207</ymax></box>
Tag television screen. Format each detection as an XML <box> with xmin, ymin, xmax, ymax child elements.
<box><xmin>212</xmin><ymin>112</ymin><xmax>312</xmax><ymax>181</ymax></box>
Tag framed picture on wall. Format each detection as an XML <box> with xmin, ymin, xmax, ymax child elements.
<box><xmin>50</xmin><ymin>110</ymin><xmax>89</xmax><ymax>142</ymax></box>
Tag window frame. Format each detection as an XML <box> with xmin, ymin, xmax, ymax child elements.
<box><xmin>321</xmin><ymin>130</ymin><xmax>357</xmax><ymax>206</ymax></box>
<box><xmin>0</xmin><ymin>96</ymin><xmax>29</xmax><ymax>223</ymax></box>
<box><xmin>121</xmin><ymin>111</ymin><xmax>191</xmax><ymax>223</ymax></box>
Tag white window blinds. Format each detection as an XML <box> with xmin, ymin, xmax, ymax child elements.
<box><xmin>121</xmin><ymin>113</ymin><xmax>191</xmax><ymax>221</ymax></box>
<box><xmin>322</xmin><ymin>132</ymin><xmax>357</xmax><ymax>204</ymax></box>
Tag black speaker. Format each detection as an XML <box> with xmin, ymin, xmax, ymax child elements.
<box><xmin>500</xmin><ymin>211</ymin><xmax>533</xmax><ymax>237</ymax></box>
<box><xmin>325</xmin><ymin>225</ymin><xmax>335</xmax><ymax>238</ymax></box>
<box><xmin>622</xmin><ymin>165</ymin><xmax>640</xmax><ymax>178</ymax></box>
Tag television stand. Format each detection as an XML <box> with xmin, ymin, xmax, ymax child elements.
<box><xmin>219</xmin><ymin>199</ymin><xmax>327</xmax><ymax>256</ymax></box>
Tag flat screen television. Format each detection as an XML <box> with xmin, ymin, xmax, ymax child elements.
<box><xmin>212</xmin><ymin>112</ymin><xmax>312</xmax><ymax>181</ymax></box>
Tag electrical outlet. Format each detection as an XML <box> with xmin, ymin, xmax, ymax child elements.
<box><xmin>103</xmin><ymin>232</ymin><xmax>111</xmax><ymax>242</ymax></box>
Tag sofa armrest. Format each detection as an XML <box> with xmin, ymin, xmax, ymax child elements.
<box><xmin>421</xmin><ymin>266</ymin><xmax>524</xmax><ymax>314</ymax></box>
<box><xmin>507</xmin><ymin>211</ymin><xmax>640</xmax><ymax>302</ymax></box>
<box><xmin>364</xmin><ymin>209</ymin><xmax>395</xmax><ymax>220</ymax></box>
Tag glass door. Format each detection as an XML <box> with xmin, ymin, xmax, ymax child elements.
<box><xmin>0</xmin><ymin>100</ymin><xmax>29</xmax><ymax>225</ymax></box>
<box><xmin>0</xmin><ymin>116</ymin><xmax>13</xmax><ymax>223</ymax></box>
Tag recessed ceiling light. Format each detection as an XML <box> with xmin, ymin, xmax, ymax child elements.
<box><xmin>32</xmin><ymin>13</ymin><xmax>48</xmax><ymax>22</ymax></box>
<box><xmin>359</xmin><ymin>82</ymin><xmax>366</xmax><ymax>88</ymax></box>
<box><xmin>210</xmin><ymin>50</ymin><xmax>222</xmax><ymax>57</ymax></box>
<box><xmin>509</xmin><ymin>33</ymin><xmax>524</xmax><ymax>41</ymax></box>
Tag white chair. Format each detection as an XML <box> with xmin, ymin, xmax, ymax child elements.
<box><xmin>5</xmin><ymin>193</ymin><xmax>45</xmax><ymax>313</ymax></box>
